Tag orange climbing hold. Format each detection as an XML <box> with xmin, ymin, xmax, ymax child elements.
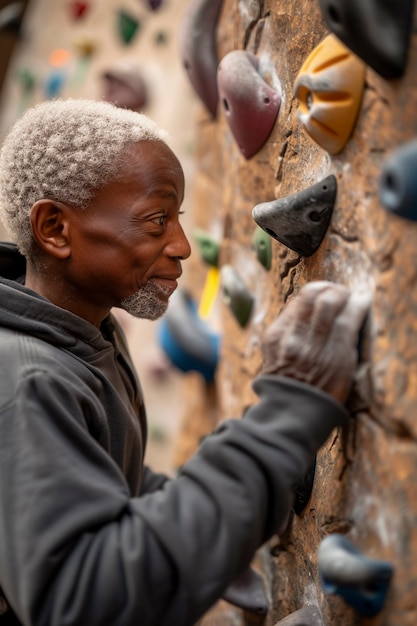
<box><xmin>294</xmin><ymin>34</ymin><xmax>365</xmax><ymax>155</ymax></box>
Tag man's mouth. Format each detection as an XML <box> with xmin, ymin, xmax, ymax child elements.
<box><xmin>151</xmin><ymin>277</ymin><xmax>178</xmax><ymax>295</ymax></box>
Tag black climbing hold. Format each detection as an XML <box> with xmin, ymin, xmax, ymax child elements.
<box><xmin>318</xmin><ymin>0</ymin><xmax>414</xmax><ymax>79</ymax></box>
<box><xmin>252</xmin><ymin>175</ymin><xmax>337</xmax><ymax>257</ymax></box>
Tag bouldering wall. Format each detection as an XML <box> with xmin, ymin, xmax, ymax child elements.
<box><xmin>176</xmin><ymin>0</ymin><xmax>417</xmax><ymax>624</ymax></box>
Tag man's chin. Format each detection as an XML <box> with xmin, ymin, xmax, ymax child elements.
<box><xmin>120</xmin><ymin>284</ymin><xmax>170</xmax><ymax>320</ymax></box>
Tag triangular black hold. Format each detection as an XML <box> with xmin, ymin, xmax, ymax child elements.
<box><xmin>252</xmin><ymin>175</ymin><xmax>337</xmax><ymax>257</ymax></box>
<box><xmin>318</xmin><ymin>0</ymin><xmax>414</xmax><ymax>79</ymax></box>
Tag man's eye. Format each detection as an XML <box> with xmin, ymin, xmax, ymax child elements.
<box><xmin>151</xmin><ymin>215</ymin><xmax>166</xmax><ymax>226</ymax></box>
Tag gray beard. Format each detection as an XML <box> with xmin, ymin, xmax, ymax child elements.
<box><xmin>120</xmin><ymin>280</ymin><xmax>171</xmax><ymax>320</ymax></box>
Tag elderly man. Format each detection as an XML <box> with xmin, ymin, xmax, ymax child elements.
<box><xmin>0</xmin><ymin>99</ymin><xmax>369</xmax><ymax>626</ymax></box>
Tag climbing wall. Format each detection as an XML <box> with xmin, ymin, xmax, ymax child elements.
<box><xmin>177</xmin><ymin>0</ymin><xmax>417</xmax><ymax>624</ymax></box>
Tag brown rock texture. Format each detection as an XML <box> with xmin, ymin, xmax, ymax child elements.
<box><xmin>181</xmin><ymin>0</ymin><xmax>417</xmax><ymax>623</ymax></box>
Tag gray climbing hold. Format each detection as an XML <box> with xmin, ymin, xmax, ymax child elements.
<box><xmin>252</xmin><ymin>175</ymin><xmax>337</xmax><ymax>257</ymax></box>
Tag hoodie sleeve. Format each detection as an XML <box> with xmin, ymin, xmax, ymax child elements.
<box><xmin>0</xmin><ymin>370</ymin><xmax>348</xmax><ymax>626</ymax></box>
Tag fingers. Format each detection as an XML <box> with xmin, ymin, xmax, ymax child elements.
<box><xmin>261</xmin><ymin>282</ymin><xmax>372</xmax><ymax>387</ymax></box>
<box><xmin>336</xmin><ymin>287</ymin><xmax>372</xmax><ymax>336</ymax></box>
<box><xmin>306</xmin><ymin>284</ymin><xmax>350</xmax><ymax>345</ymax></box>
<box><xmin>265</xmin><ymin>281</ymin><xmax>333</xmax><ymax>340</ymax></box>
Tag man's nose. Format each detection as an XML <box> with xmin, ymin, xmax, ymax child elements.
<box><xmin>167</xmin><ymin>222</ymin><xmax>192</xmax><ymax>260</ymax></box>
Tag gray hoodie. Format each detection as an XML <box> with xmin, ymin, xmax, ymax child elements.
<box><xmin>0</xmin><ymin>243</ymin><xmax>348</xmax><ymax>626</ymax></box>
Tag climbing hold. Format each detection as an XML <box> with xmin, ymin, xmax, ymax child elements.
<box><xmin>292</xmin><ymin>457</ymin><xmax>316</xmax><ymax>516</ymax></box>
<box><xmin>154</xmin><ymin>30</ymin><xmax>168</xmax><ymax>46</ymax></box>
<box><xmin>221</xmin><ymin>265</ymin><xmax>254</xmax><ymax>328</ymax></box>
<box><xmin>217</xmin><ymin>50</ymin><xmax>281</xmax><ymax>159</ymax></box>
<box><xmin>48</xmin><ymin>48</ymin><xmax>71</xmax><ymax>68</ymax></box>
<box><xmin>318</xmin><ymin>0</ymin><xmax>414</xmax><ymax>79</ymax></box>
<box><xmin>117</xmin><ymin>9</ymin><xmax>140</xmax><ymax>45</ymax></box>
<box><xmin>193</xmin><ymin>229</ymin><xmax>220</xmax><ymax>267</ymax></box>
<box><xmin>252</xmin><ymin>226</ymin><xmax>272</xmax><ymax>270</ymax></box>
<box><xmin>379</xmin><ymin>139</ymin><xmax>417</xmax><ymax>222</ymax></box>
<box><xmin>179</xmin><ymin>0</ymin><xmax>223</xmax><ymax>119</ymax></box>
<box><xmin>273</xmin><ymin>605</ymin><xmax>324</xmax><ymax>625</ymax></box>
<box><xmin>294</xmin><ymin>34</ymin><xmax>365</xmax><ymax>155</ymax></box>
<box><xmin>198</xmin><ymin>267</ymin><xmax>221</xmax><ymax>320</ymax></box>
<box><xmin>68</xmin><ymin>1</ymin><xmax>89</xmax><ymax>20</ymax></box>
<box><xmin>157</xmin><ymin>288</ymin><xmax>220</xmax><ymax>382</ymax></box>
<box><xmin>0</xmin><ymin>2</ymin><xmax>25</xmax><ymax>35</ymax></box>
<box><xmin>73</xmin><ymin>38</ymin><xmax>96</xmax><ymax>59</ymax></box>
<box><xmin>318</xmin><ymin>534</ymin><xmax>394</xmax><ymax>617</ymax></box>
<box><xmin>44</xmin><ymin>70</ymin><xmax>66</xmax><ymax>99</ymax></box>
<box><xmin>16</xmin><ymin>67</ymin><xmax>36</xmax><ymax>93</ymax></box>
<box><xmin>101</xmin><ymin>62</ymin><xmax>148</xmax><ymax>111</ymax></box>
<box><xmin>223</xmin><ymin>567</ymin><xmax>269</xmax><ymax>615</ymax></box>
<box><xmin>145</xmin><ymin>0</ymin><xmax>164</xmax><ymax>10</ymax></box>
<box><xmin>252</xmin><ymin>175</ymin><xmax>337</xmax><ymax>257</ymax></box>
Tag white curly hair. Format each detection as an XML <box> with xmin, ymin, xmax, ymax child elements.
<box><xmin>0</xmin><ymin>98</ymin><xmax>169</xmax><ymax>256</ymax></box>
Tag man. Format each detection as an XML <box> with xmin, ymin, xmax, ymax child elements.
<box><xmin>0</xmin><ymin>99</ymin><xmax>370</xmax><ymax>626</ymax></box>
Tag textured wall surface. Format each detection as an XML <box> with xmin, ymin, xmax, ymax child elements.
<box><xmin>182</xmin><ymin>0</ymin><xmax>417</xmax><ymax>624</ymax></box>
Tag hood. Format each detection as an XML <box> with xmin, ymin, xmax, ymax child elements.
<box><xmin>0</xmin><ymin>242</ymin><xmax>114</xmax><ymax>358</ymax></box>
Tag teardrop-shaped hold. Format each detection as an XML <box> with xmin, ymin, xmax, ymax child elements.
<box><xmin>0</xmin><ymin>2</ymin><xmax>25</xmax><ymax>34</ymax></box>
<box><xmin>318</xmin><ymin>0</ymin><xmax>414</xmax><ymax>79</ymax></box>
<box><xmin>274</xmin><ymin>605</ymin><xmax>324</xmax><ymax>626</ymax></box>
<box><xmin>223</xmin><ymin>567</ymin><xmax>269</xmax><ymax>615</ymax></box>
<box><xmin>193</xmin><ymin>229</ymin><xmax>220</xmax><ymax>267</ymax></box>
<box><xmin>293</xmin><ymin>457</ymin><xmax>316</xmax><ymax>516</ymax></box>
<box><xmin>318</xmin><ymin>534</ymin><xmax>394</xmax><ymax>617</ymax></box>
<box><xmin>218</xmin><ymin>50</ymin><xmax>281</xmax><ymax>159</ymax></box>
<box><xmin>69</xmin><ymin>1</ymin><xmax>89</xmax><ymax>20</ymax></box>
<box><xmin>179</xmin><ymin>0</ymin><xmax>223</xmax><ymax>118</ymax></box>
<box><xmin>157</xmin><ymin>288</ymin><xmax>220</xmax><ymax>382</ymax></box>
<box><xmin>294</xmin><ymin>34</ymin><xmax>365</xmax><ymax>155</ymax></box>
<box><xmin>252</xmin><ymin>175</ymin><xmax>337</xmax><ymax>257</ymax></box>
<box><xmin>117</xmin><ymin>10</ymin><xmax>140</xmax><ymax>45</ymax></box>
<box><xmin>252</xmin><ymin>226</ymin><xmax>272</xmax><ymax>270</ymax></box>
<box><xmin>221</xmin><ymin>265</ymin><xmax>254</xmax><ymax>328</ymax></box>
<box><xmin>379</xmin><ymin>139</ymin><xmax>417</xmax><ymax>222</ymax></box>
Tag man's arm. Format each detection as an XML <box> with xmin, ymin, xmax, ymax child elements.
<box><xmin>0</xmin><ymin>282</ymin><xmax>370</xmax><ymax>626</ymax></box>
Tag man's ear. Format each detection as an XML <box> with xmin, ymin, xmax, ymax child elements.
<box><xmin>30</xmin><ymin>199</ymin><xmax>71</xmax><ymax>259</ymax></box>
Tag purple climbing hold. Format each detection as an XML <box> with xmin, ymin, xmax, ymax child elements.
<box><xmin>217</xmin><ymin>50</ymin><xmax>281</xmax><ymax>159</ymax></box>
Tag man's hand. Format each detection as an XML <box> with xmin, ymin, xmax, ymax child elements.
<box><xmin>262</xmin><ymin>281</ymin><xmax>371</xmax><ymax>404</ymax></box>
